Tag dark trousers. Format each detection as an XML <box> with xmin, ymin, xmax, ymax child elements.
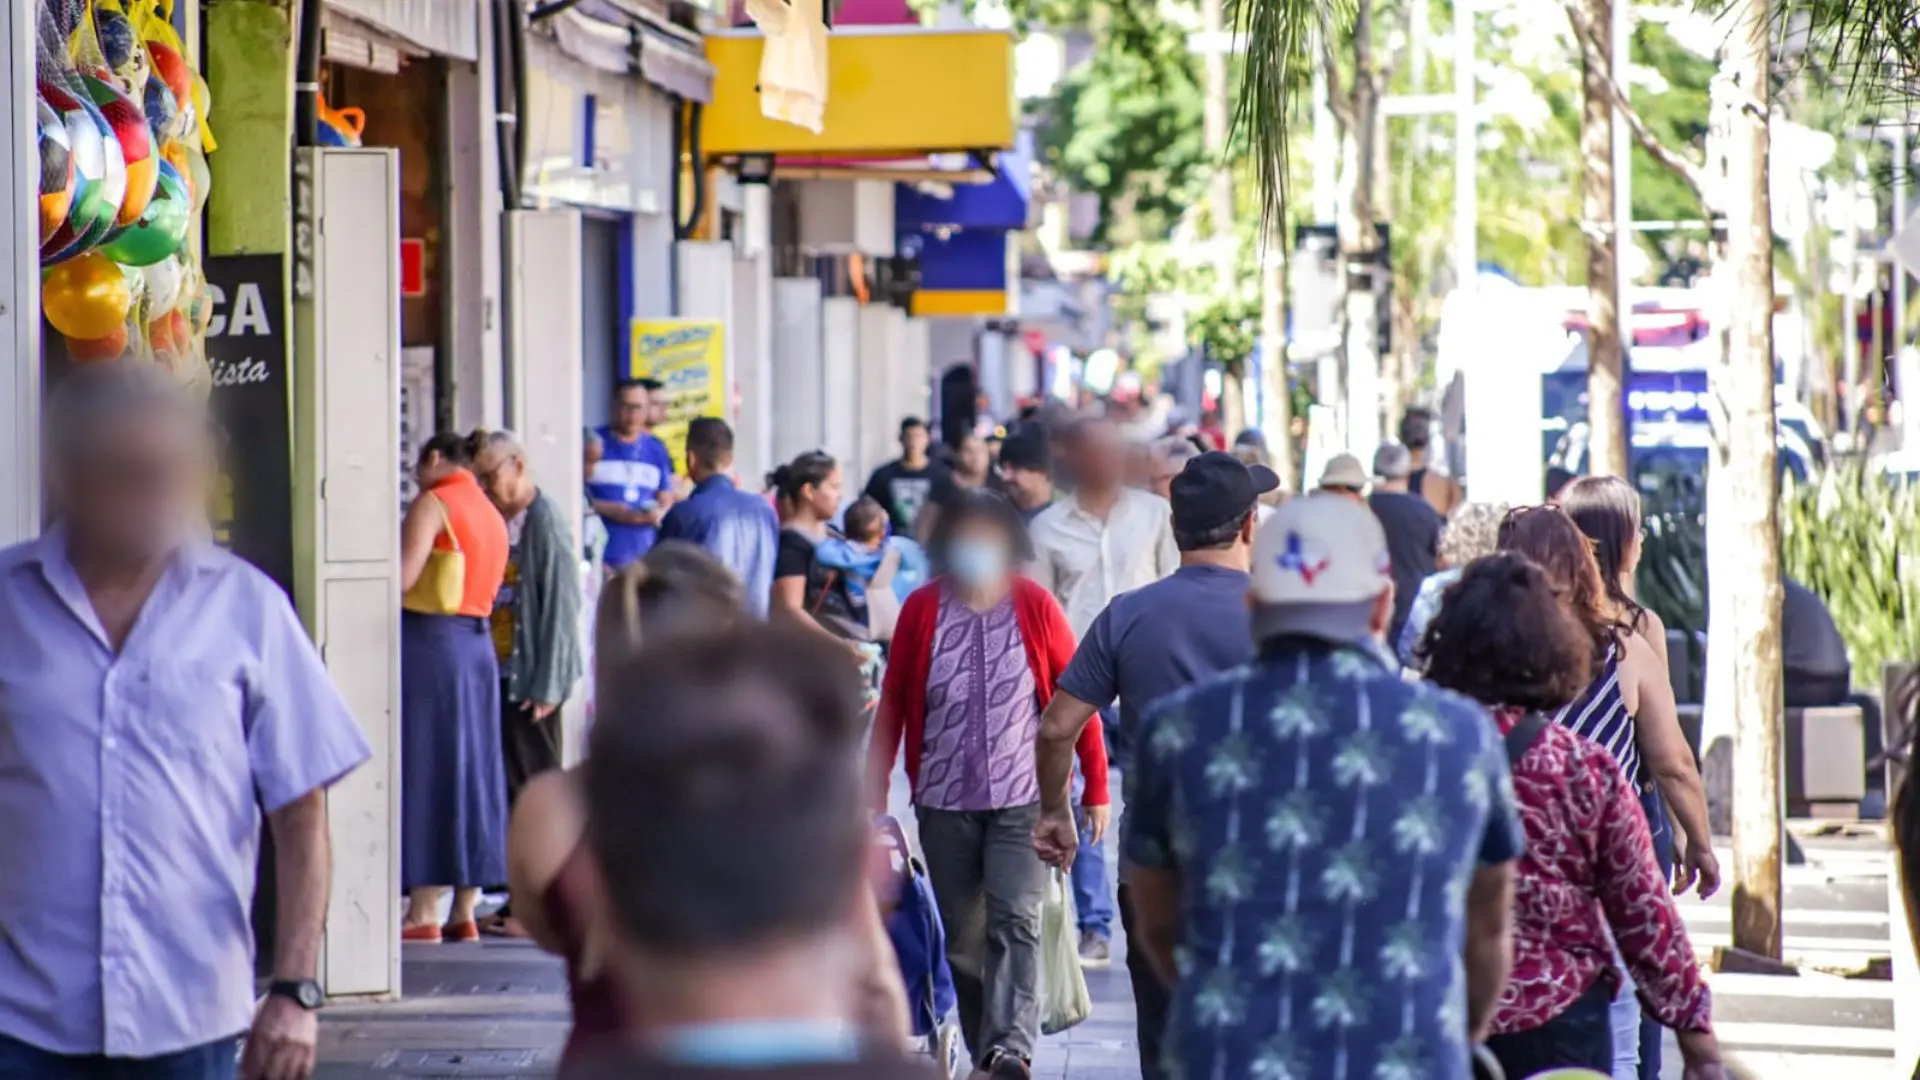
<box><xmin>500</xmin><ymin>684</ymin><xmax>564</xmax><ymax>806</ymax></box>
<box><xmin>1639</xmin><ymin>786</ymin><xmax>1675</xmax><ymax>1079</ymax></box>
<box><xmin>1485</xmin><ymin>976</ymin><xmax>1614</xmax><ymax>1078</ymax></box>
<box><xmin>0</xmin><ymin>1034</ymin><xmax>237</xmax><ymax>1080</ymax></box>
<box><xmin>1118</xmin><ymin>883</ymin><xmax>1170</xmax><ymax>1080</ymax></box>
<box><xmin>916</xmin><ymin>802</ymin><xmax>1048</xmax><ymax>1066</ymax></box>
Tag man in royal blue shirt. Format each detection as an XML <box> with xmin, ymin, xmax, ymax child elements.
<box><xmin>659</xmin><ymin>418</ymin><xmax>778</xmax><ymax>618</ymax></box>
<box><xmin>590</xmin><ymin>378</ymin><xmax>679</xmax><ymax>570</ymax></box>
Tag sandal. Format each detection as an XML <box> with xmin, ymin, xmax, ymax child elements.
<box><xmin>400</xmin><ymin>923</ymin><xmax>443</xmax><ymax>944</ymax></box>
<box><xmin>442</xmin><ymin>920</ymin><xmax>481</xmax><ymax>943</ymax></box>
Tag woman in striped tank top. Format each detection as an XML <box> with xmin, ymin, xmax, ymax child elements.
<box><xmin>1498</xmin><ymin>506</ymin><xmax>1716</xmax><ymax>893</ymax></box>
<box><xmin>1499</xmin><ymin>505</ymin><xmax>1717</xmax><ymax>1080</ymax></box>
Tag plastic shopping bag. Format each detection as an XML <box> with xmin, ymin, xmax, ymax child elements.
<box><xmin>1038</xmin><ymin>868</ymin><xmax>1091</xmax><ymax>1035</ymax></box>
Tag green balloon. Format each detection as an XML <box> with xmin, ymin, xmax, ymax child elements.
<box><xmin>99</xmin><ymin>160</ymin><xmax>189</xmax><ymax>267</ymax></box>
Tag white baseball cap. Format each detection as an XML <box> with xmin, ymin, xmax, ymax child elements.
<box><xmin>1250</xmin><ymin>491</ymin><xmax>1393</xmax><ymax>643</ymax></box>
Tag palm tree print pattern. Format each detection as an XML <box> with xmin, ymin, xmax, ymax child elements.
<box><xmin>1124</xmin><ymin>640</ymin><xmax>1526</xmax><ymax>1080</ymax></box>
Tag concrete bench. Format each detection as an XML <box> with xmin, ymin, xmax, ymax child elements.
<box><xmin>1679</xmin><ymin>701</ymin><xmax>1866</xmax><ymax>831</ymax></box>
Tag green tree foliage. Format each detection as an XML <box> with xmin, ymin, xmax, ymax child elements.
<box><xmin>1030</xmin><ymin>22</ymin><xmax>1206</xmax><ymax>245</ymax></box>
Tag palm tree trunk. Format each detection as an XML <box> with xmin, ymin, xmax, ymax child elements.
<box><xmin>1202</xmin><ymin>0</ymin><xmax>1245</xmax><ymax>438</ymax></box>
<box><xmin>1708</xmin><ymin>0</ymin><xmax>1785</xmax><ymax>960</ymax></box>
<box><xmin>1339</xmin><ymin>0</ymin><xmax>1383</xmax><ymax>457</ymax></box>
<box><xmin>1578</xmin><ymin>0</ymin><xmax>1628</xmax><ymax>478</ymax></box>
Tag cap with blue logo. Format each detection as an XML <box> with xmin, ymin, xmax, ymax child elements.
<box><xmin>1250</xmin><ymin>491</ymin><xmax>1394</xmax><ymax>644</ymax></box>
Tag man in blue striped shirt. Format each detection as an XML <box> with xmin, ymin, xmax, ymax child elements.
<box><xmin>589</xmin><ymin>378</ymin><xmax>678</xmax><ymax>570</ymax></box>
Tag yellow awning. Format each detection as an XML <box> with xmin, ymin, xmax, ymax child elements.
<box><xmin>702</xmin><ymin>26</ymin><xmax>1015</xmax><ymax>157</ymax></box>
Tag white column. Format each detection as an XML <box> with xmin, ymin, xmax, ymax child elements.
<box><xmin>820</xmin><ymin>297</ymin><xmax>860</xmax><ymax>474</ymax></box>
<box><xmin>856</xmin><ymin>305</ymin><xmax>897</xmax><ymax>486</ymax></box>
<box><xmin>1</xmin><ymin>0</ymin><xmax>40</xmax><ymax>545</ymax></box>
<box><xmin>445</xmin><ymin>11</ymin><xmax>504</xmax><ymax>430</ymax></box>
<box><xmin>899</xmin><ymin>317</ymin><xmax>932</xmax><ymax>425</ymax></box>
<box><xmin>771</xmin><ymin>278</ymin><xmax>825</xmax><ymax>462</ymax></box>
<box><xmin>731</xmin><ymin>184</ymin><xmax>775</xmax><ymax>484</ymax></box>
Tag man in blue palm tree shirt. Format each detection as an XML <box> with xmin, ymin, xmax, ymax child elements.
<box><xmin>1119</xmin><ymin>492</ymin><xmax>1526</xmax><ymax>1080</ymax></box>
<box><xmin>590</xmin><ymin>378</ymin><xmax>678</xmax><ymax>570</ymax></box>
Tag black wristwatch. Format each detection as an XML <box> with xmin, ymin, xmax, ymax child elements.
<box><xmin>269</xmin><ymin>979</ymin><xmax>325</xmax><ymax>1010</ymax></box>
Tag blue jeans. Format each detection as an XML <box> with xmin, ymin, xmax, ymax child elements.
<box><xmin>0</xmin><ymin>1034</ymin><xmax>239</xmax><ymax>1080</ymax></box>
<box><xmin>1069</xmin><ymin>708</ymin><xmax>1118</xmax><ymax>940</ymax></box>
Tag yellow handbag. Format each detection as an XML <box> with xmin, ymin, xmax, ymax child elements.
<box><xmin>402</xmin><ymin>500</ymin><xmax>467</xmax><ymax>615</ymax></box>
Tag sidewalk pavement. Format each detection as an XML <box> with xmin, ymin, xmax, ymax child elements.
<box><xmin>315</xmin><ymin>939</ymin><xmax>1144</xmax><ymax>1079</ymax></box>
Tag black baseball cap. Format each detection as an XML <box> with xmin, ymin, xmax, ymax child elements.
<box><xmin>1170</xmin><ymin>451</ymin><xmax>1280</xmax><ymax>533</ymax></box>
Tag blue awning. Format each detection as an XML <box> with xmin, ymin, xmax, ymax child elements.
<box><xmin>894</xmin><ymin>131</ymin><xmax>1032</xmax><ymax>231</ymax></box>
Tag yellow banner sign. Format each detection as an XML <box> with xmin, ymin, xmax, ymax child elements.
<box><xmin>629</xmin><ymin>318</ymin><xmax>727</xmax><ymax>476</ymax></box>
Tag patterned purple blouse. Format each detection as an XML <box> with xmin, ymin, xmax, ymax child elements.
<box><xmin>915</xmin><ymin>588</ymin><xmax>1041</xmax><ymax>811</ymax></box>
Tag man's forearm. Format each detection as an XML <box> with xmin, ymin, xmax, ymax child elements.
<box><xmin>1036</xmin><ymin>694</ymin><xmax>1095</xmax><ymax>814</ymax></box>
<box><xmin>269</xmin><ymin>791</ymin><xmax>332</xmax><ymax>982</ymax></box>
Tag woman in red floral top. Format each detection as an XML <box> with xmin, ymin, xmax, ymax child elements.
<box><xmin>1420</xmin><ymin>553</ymin><xmax>1725</xmax><ymax>1080</ymax></box>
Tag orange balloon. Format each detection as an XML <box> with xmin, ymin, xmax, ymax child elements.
<box><xmin>65</xmin><ymin>325</ymin><xmax>130</xmax><ymax>363</ymax></box>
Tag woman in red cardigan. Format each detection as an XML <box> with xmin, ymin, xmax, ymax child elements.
<box><xmin>868</xmin><ymin>489</ymin><xmax>1108</xmax><ymax>1080</ymax></box>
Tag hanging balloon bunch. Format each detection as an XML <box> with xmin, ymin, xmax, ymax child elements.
<box><xmin>35</xmin><ymin>0</ymin><xmax>215</xmax><ymax>381</ymax></box>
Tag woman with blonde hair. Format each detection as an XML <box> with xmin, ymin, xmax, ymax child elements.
<box><xmin>506</xmin><ymin>542</ymin><xmax>909</xmax><ymax>1066</ymax></box>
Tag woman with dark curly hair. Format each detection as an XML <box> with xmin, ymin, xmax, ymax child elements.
<box><xmin>1497</xmin><ymin>506</ymin><xmax>1716</xmax><ymax>1080</ymax></box>
<box><xmin>1422</xmin><ymin>554</ymin><xmax>1723</xmax><ymax>1080</ymax></box>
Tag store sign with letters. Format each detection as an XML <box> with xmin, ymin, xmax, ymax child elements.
<box><xmin>205</xmin><ymin>254</ymin><xmax>295</xmax><ymax>600</ymax></box>
<box><xmin>629</xmin><ymin>319</ymin><xmax>726</xmax><ymax>476</ymax></box>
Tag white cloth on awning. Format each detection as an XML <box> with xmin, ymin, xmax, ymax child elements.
<box><xmin>743</xmin><ymin>0</ymin><xmax>828</xmax><ymax>133</ymax></box>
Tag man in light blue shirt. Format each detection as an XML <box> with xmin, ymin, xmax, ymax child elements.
<box><xmin>0</xmin><ymin>362</ymin><xmax>372</xmax><ymax>1079</ymax></box>
<box><xmin>658</xmin><ymin>418</ymin><xmax>778</xmax><ymax>617</ymax></box>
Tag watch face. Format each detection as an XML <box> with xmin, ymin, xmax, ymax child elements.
<box><xmin>298</xmin><ymin>982</ymin><xmax>323</xmax><ymax>1009</ymax></box>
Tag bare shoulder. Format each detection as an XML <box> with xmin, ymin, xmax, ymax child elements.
<box><xmin>1634</xmin><ymin>606</ymin><xmax>1669</xmax><ymax>642</ymax></box>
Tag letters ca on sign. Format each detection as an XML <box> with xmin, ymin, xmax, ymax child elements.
<box><xmin>206</xmin><ymin>281</ymin><xmax>276</xmax><ymax>388</ymax></box>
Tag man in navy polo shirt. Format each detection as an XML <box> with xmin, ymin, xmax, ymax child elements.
<box><xmin>1031</xmin><ymin>450</ymin><xmax>1275</xmax><ymax>1080</ymax></box>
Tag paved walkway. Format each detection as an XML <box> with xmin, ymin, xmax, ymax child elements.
<box><xmin>316</xmin><ymin>809</ymin><xmax>1896</xmax><ymax>1078</ymax></box>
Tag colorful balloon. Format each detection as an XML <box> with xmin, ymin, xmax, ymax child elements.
<box><xmin>38</xmin><ymin>81</ymin><xmax>110</xmax><ymax>262</ymax></box>
<box><xmin>98</xmin><ymin>159</ymin><xmax>189</xmax><ymax>266</ymax></box>
<box><xmin>146</xmin><ymin>41</ymin><xmax>192</xmax><ymax>117</ymax></box>
<box><xmin>143</xmin><ymin>257</ymin><xmax>183</xmax><ymax>313</ymax></box>
<box><xmin>97</xmin><ymin>10</ymin><xmax>141</xmax><ymax>73</ymax></box>
<box><xmin>84</xmin><ymin>74</ymin><xmax>154</xmax><ymax>227</ymax></box>
<box><xmin>43</xmin><ymin>252</ymin><xmax>133</xmax><ymax>340</ymax></box>
<box><xmin>143</xmin><ymin>77</ymin><xmax>179</xmax><ymax>142</ymax></box>
<box><xmin>65</xmin><ymin>325</ymin><xmax>130</xmax><ymax>363</ymax></box>
<box><xmin>36</xmin><ymin>95</ymin><xmax>74</xmax><ymax>245</ymax></box>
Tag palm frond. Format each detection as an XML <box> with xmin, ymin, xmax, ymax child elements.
<box><xmin>1790</xmin><ymin>0</ymin><xmax>1920</xmax><ymax>107</ymax></box>
<box><xmin>1230</xmin><ymin>0</ymin><xmax>1341</xmax><ymax>229</ymax></box>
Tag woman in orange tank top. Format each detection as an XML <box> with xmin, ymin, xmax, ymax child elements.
<box><xmin>399</xmin><ymin>431</ymin><xmax>512</xmax><ymax>941</ymax></box>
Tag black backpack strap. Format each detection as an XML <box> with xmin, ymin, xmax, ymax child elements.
<box><xmin>1504</xmin><ymin>712</ymin><xmax>1550</xmax><ymax>767</ymax></box>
